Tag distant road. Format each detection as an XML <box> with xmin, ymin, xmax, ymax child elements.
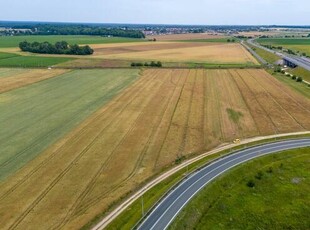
<box><xmin>247</xmin><ymin>39</ymin><xmax>310</xmax><ymax>72</ymax></box>
<box><xmin>241</xmin><ymin>40</ymin><xmax>267</xmax><ymax>65</ymax></box>
<box><xmin>137</xmin><ymin>139</ymin><xmax>310</xmax><ymax>230</ymax></box>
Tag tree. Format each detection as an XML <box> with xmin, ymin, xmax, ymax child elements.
<box><xmin>296</xmin><ymin>76</ymin><xmax>303</xmax><ymax>82</ymax></box>
<box><xmin>19</xmin><ymin>41</ymin><xmax>93</xmax><ymax>55</ymax></box>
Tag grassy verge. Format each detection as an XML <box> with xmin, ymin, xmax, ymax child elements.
<box><xmin>169</xmin><ymin>147</ymin><xmax>310</xmax><ymax>230</ymax></box>
<box><xmin>247</xmin><ymin>43</ymin><xmax>280</xmax><ymax>64</ymax></box>
<box><xmin>290</xmin><ymin>67</ymin><xmax>310</xmax><ymax>82</ymax></box>
<box><xmin>89</xmin><ymin>134</ymin><xmax>310</xmax><ymax>230</ymax></box>
<box><xmin>0</xmin><ymin>56</ymin><xmax>73</xmax><ymax>67</ymax></box>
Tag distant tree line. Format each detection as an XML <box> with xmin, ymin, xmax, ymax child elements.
<box><xmin>19</xmin><ymin>41</ymin><xmax>94</xmax><ymax>55</ymax></box>
<box><xmin>1</xmin><ymin>24</ymin><xmax>145</xmax><ymax>39</ymax></box>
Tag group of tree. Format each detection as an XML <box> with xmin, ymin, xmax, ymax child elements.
<box><xmin>2</xmin><ymin>24</ymin><xmax>145</xmax><ymax>39</ymax></box>
<box><xmin>227</xmin><ymin>39</ymin><xmax>236</xmax><ymax>42</ymax></box>
<box><xmin>131</xmin><ymin>61</ymin><xmax>162</xmax><ymax>67</ymax></box>
<box><xmin>274</xmin><ymin>66</ymin><xmax>304</xmax><ymax>83</ymax></box>
<box><xmin>19</xmin><ymin>41</ymin><xmax>94</xmax><ymax>55</ymax></box>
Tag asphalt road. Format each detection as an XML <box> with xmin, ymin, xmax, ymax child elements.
<box><xmin>247</xmin><ymin>39</ymin><xmax>310</xmax><ymax>72</ymax></box>
<box><xmin>137</xmin><ymin>139</ymin><xmax>310</xmax><ymax>230</ymax></box>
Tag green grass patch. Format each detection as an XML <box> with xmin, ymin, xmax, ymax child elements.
<box><xmin>0</xmin><ymin>69</ymin><xmax>140</xmax><ymax>180</ymax></box>
<box><xmin>0</xmin><ymin>35</ymin><xmax>145</xmax><ymax>48</ymax></box>
<box><xmin>0</xmin><ymin>56</ymin><xmax>73</xmax><ymax>67</ymax></box>
<box><xmin>0</xmin><ymin>52</ymin><xmax>19</xmax><ymax>60</ymax></box>
<box><xmin>169</xmin><ymin>148</ymin><xmax>310</xmax><ymax>230</ymax></box>
<box><xmin>257</xmin><ymin>38</ymin><xmax>310</xmax><ymax>56</ymax></box>
<box><xmin>290</xmin><ymin>67</ymin><xmax>310</xmax><ymax>82</ymax></box>
<box><xmin>226</xmin><ymin>108</ymin><xmax>243</xmax><ymax>124</ymax></box>
<box><xmin>247</xmin><ymin>43</ymin><xmax>280</xmax><ymax>64</ymax></box>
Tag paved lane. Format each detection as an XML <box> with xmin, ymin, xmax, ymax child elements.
<box><xmin>137</xmin><ymin>139</ymin><xmax>310</xmax><ymax>230</ymax></box>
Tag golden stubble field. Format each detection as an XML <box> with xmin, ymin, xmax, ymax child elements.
<box><xmin>91</xmin><ymin>42</ymin><xmax>258</xmax><ymax>64</ymax></box>
<box><xmin>0</xmin><ymin>69</ymin><xmax>309</xmax><ymax>229</ymax></box>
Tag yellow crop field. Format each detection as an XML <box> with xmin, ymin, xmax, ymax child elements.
<box><xmin>92</xmin><ymin>42</ymin><xmax>259</xmax><ymax>64</ymax></box>
<box><xmin>146</xmin><ymin>33</ymin><xmax>226</xmax><ymax>41</ymax></box>
<box><xmin>0</xmin><ymin>69</ymin><xmax>309</xmax><ymax>230</ymax></box>
<box><xmin>0</xmin><ymin>68</ymin><xmax>69</xmax><ymax>93</ymax></box>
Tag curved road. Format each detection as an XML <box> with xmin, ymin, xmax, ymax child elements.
<box><xmin>137</xmin><ymin>139</ymin><xmax>310</xmax><ymax>230</ymax></box>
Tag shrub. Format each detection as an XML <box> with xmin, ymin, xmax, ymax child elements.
<box><xmin>296</xmin><ymin>76</ymin><xmax>303</xmax><ymax>82</ymax></box>
<box><xmin>246</xmin><ymin>180</ymin><xmax>255</xmax><ymax>188</ymax></box>
<box><xmin>255</xmin><ymin>171</ymin><xmax>264</xmax><ymax>180</ymax></box>
<box><xmin>292</xmin><ymin>75</ymin><xmax>297</xmax><ymax>80</ymax></box>
<box><xmin>266</xmin><ymin>167</ymin><xmax>273</xmax><ymax>173</ymax></box>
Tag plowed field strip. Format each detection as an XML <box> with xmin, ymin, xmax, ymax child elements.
<box><xmin>153</xmin><ymin>70</ymin><xmax>190</xmax><ymax>169</ymax></box>
<box><xmin>229</xmin><ymin>70</ymin><xmax>266</xmax><ymax>135</ymax></box>
<box><xmin>226</xmin><ymin>70</ymin><xmax>259</xmax><ymax>137</ymax></box>
<box><xmin>204</xmin><ymin>70</ymin><xmax>223</xmax><ymax>146</ymax></box>
<box><xmin>238</xmin><ymin>70</ymin><xmax>297</xmax><ymax>133</ymax></box>
<box><xmin>184</xmin><ymin>69</ymin><xmax>205</xmax><ymax>154</ymax></box>
<box><xmin>249</xmin><ymin>70</ymin><xmax>310</xmax><ymax>129</ymax></box>
<box><xmin>245</xmin><ymin>69</ymin><xmax>304</xmax><ymax>131</ymax></box>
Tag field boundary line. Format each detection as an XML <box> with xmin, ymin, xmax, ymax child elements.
<box><xmin>91</xmin><ymin>131</ymin><xmax>310</xmax><ymax>230</ymax></box>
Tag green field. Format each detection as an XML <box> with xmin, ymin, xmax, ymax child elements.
<box><xmin>0</xmin><ymin>52</ymin><xmax>19</xmax><ymax>60</ymax></box>
<box><xmin>0</xmin><ymin>55</ymin><xmax>73</xmax><ymax>67</ymax></box>
<box><xmin>257</xmin><ymin>38</ymin><xmax>310</xmax><ymax>55</ymax></box>
<box><xmin>0</xmin><ymin>35</ymin><xmax>145</xmax><ymax>48</ymax></box>
<box><xmin>0</xmin><ymin>69</ymin><xmax>139</xmax><ymax>180</ymax></box>
<box><xmin>258</xmin><ymin>38</ymin><xmax>310</xmax><ymax>45</ymax></box>
<box><xmin>169</xmin><ymin>148</ymin><xmax>310</xmax><ymax>230</ymax></box>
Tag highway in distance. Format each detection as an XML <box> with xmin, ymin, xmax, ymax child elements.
<box><xmin>137</xmin><ymin>138</ymin><xmax>310</xmax><ymax>230</ymax></box>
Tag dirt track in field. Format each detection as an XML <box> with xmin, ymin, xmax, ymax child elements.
<box><xmin>0</xmin><ymin>69</ymin><xmax>309</xmax><ymax>230</ymax></box>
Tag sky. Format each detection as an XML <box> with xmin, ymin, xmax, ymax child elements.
<box><xmin>1</xmin><ymin>0</ymin><xmax>310</xmax><ymax>25</ymax></box>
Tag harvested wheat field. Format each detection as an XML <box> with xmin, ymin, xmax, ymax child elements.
<box><xmin>0</xmin><ymin>68</ymin><xmax>69</xmax><ymax>93</ymax></box>
<box><xmin>93</xmin><ymin>42</ymin><xmax>258</xmax><ymax>64</ymax></box>
<box><xmin>0</xmin><ymin>69</ymin><xmax>309</xmax><ymax>230</ymax></box>
<box><xmin>146</xmin><ymin>33</ymin><xmax>226</xmax><ymax>41</ymax></box>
